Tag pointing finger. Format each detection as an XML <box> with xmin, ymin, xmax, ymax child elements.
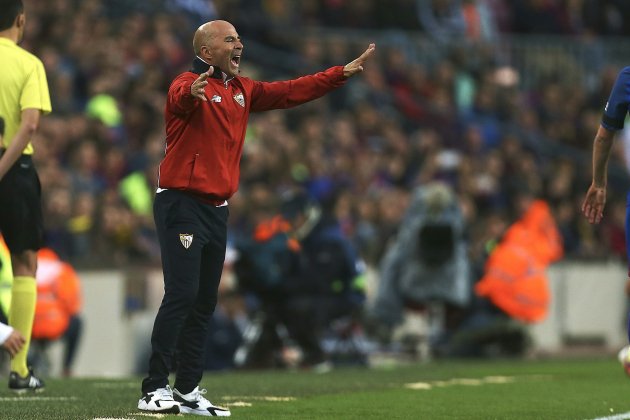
<box><xmin>358</xmin><ymin>43</ymin><xmax>376</xmax><ymax>62</ymax></box>
<box><xmin>198</xmin><ymin>66</ymin><xmax>214</xmax><ymax>81</ymax></box>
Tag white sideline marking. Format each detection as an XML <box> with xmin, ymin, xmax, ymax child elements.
<box><xmin>221</xmin><ymin>395</ymin><xmax>296</xmax><ymax>401</ymax></box>
<box><xmin>435</xmin><ymin>378</ymin><xmax>484</xmax><ymax>386</ymax></box>
<box><xmin>588</xmin><ymin>412</ymin><xmax>630</xmax><ymax>420</ymax></box>
<box><xmin>0</xmin><ymin>396</ymin><xmax>78</xmax><ymax>401</ymax></box>
<box><xmin>405</xmin><ymin>375</ymin><xmax>517</xmax><ymax>391</ymax></box>
<box><xmin>128</xmin><ymin>414</ymin><xmax>170</xmax><ymax>418</ymax></box>
<box><xmin>94</xmin><ymin>418</ymin><xmax>134</xmax><ymax>420</ymax></box>
<box><xmin>484</xmin><ymin>376</ymin><xmax>516</xmax><ymax>384</ymax></box>
<box><xmin>226</xmin><ymin>401</ymin><xmax>253</xmax><ymax>407</ymax></box>
<box><xmin>405</xmin><ymin>382</ymin><xmax>432</xmax><ymax>390</ymax></box>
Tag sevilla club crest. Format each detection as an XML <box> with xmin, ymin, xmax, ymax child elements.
<box><xmin>179</xmin><ymin>233</ymin><xmax>193</xmax><ymax>249</ymax></box>
<box><xmin>233</xmin><ymin>92</ymin><xmax>245</xmax><ymax>107</ymax></box>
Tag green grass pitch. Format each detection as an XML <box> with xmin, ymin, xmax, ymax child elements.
<box><xmin>1</xmin><ymin>357</ymin><xmax>629</xmax><ymax>419</ymax></box>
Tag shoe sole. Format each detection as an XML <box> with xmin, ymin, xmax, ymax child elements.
<box><xmin>180</xmin><ymin>406</ymin><xmax>231</xmax><ymax>417</ymax></box>
<box><xmin>138</xmin><ymin>405</ymin><xmax>180</xmax><ymax>414</ymax></box>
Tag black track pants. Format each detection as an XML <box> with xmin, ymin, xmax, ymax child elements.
<box><xmin>142</xmin><ymin>190</ymin><xmax>228</xmax><ymax>394</ymax></box>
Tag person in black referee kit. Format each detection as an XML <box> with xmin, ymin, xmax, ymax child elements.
<box><xmin>137</xmin><ymin>19</ymin><xmax>375</xmax><ymax>416</ymax></box>
<box><xmin>0</xmin><ymin>0</ymin><xmax>51</xmax><ymax>393</ymax></box>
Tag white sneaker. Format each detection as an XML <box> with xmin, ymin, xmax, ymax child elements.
<box><xmin>173</xmin><ymin>386</ymin><xmax>231</xmax><ymax>417</ymax></box>
<box><xmin>138</xmin><ymin>385</ymin><xmax>181</xmax><ymax>414</ymax></box>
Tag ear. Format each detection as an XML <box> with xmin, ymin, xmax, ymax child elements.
<box><xmin>200</xmin><ymin>45</ymin><xmax>212</xmax><ymax>61</ymax></box>
<box><xmin>16</xmin><ymin>13</ymin><xmax>25</xmax><ymax>29</ymax></box>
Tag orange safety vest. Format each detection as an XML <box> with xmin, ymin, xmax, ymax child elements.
<box><xmin>475</xmin><ymin>200</ymin><xmax>563</xmax><ymax>323</ymax></box>
<box><xmin>32</xmin><ymin>248</ymin><xmax>82</xmax><ymax>340</ymax></box>
<box><xmin>254</xmin><ymin>215</ymin><xmax>300</xmax><ymax>251</ymax></box>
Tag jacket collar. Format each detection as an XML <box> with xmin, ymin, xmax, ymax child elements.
<box><xmin>191</xmin><ymin>56</ymin><xmax>223</xmax><ymax>79</ymax></box>
<box><xmin>191</xmin><ymin>57</ymin><xmax>236</xmax><ymax>88</ymax></box>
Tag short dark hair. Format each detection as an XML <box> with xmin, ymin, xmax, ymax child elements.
<box><xmin>0</xmin><ymin>0</ymin><xmax>23</xmax><ymax>32</ymax></box>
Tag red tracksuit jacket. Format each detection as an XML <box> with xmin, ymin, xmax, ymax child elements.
<box><xmin>158</xmin><ymin>58</ymin><xmax>347</xmax><ymax>202</ymax></box>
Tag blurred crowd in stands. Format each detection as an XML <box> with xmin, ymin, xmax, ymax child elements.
<box><xmin>21</xmin><ymin>0</ymin><xmax>629</xmax><ymax>270</ymax></box>
<box><xmin>16</xmin><ymin>0</ymin><xmax>630</xmax><ymax>366</ymax></box>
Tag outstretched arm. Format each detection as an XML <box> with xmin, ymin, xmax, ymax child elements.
<box><xmin>250</xmin><ymin>43</ymin><xmax>376</xmax><ymax>112</ymax></box>
<box><xmin>581</xmin><ymin>125</ymin><xmax>615</xmax><ymax>224</ymax></box>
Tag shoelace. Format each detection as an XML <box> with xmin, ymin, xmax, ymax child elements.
<box><xmin>191</xmin><ymin>387</ymin><xmax>211</xmax><ymax>404</ymax></box>
<box><xmin>154</xmin><ymin>385</ymin><xmax>175</xmax><ymax>400</ymax></box>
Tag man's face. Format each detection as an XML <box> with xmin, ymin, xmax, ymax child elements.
<box><xmin>204</xmin><ymin>23</ymin><xmax>243</xmax><ymax>77</ymax></box>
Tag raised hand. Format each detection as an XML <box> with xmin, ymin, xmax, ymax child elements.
<box><xmin>191</xmin><ymin>66</ymin><xmax>214</xmax><ymax>101</ymax></box>
<box><xmin>343</xmin><ymin>43</ymin><xmax>376</xmax><ymax>78</ymax></box>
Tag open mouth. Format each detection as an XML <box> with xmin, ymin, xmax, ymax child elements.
<box><xmin>231</xmin><ymin>56</ymin><xmax>241</xmax><ymax>67</ymax></box>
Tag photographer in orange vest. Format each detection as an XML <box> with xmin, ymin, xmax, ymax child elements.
<box><xmin>475</xmin><ymin>198</ymin><xmax>564</xmax><ymax>323</ymax></box>
<box><xmin>31</xmin><ymin>248</ymin><xmax>82</xmax><ymax>377</ymax></box>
